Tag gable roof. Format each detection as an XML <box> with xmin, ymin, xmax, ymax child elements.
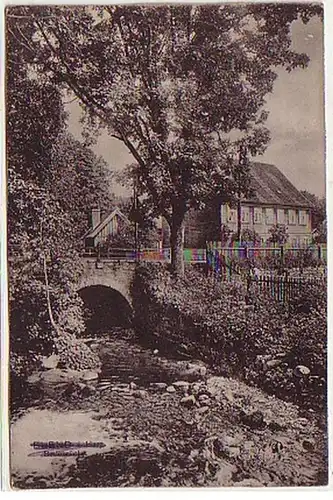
<box><xmin>84</xmin><ymin>206</ymin><xmax>130</xmax><ymax>239</ymax></box>
<box><xmin>245</xmin><ymin>162</ymin><xmax>311</xmax><ymax>208</ymax></box>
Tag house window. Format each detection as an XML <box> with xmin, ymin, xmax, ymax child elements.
<box><xmin>288</xmin><ymin>209</ymin><xmax>296</xmax><ymax>225</ymax></box>
<box><xmin>241</xmin><ymin>206</ymin><xmax>250</xmax><ymax>223</ymax></box>
<box><xmin>254</xmin><ymin>207</ymin><xmax>262</xmax><ymax>224</ymax></box>
<box><xmin>228</xmin><ymin>207</ymin><xmax>237</xmax><ymax>224</ymax></box>
<box><xmin>299</xmin><ymin>210</ymin><xmax>307</xmax><ymax>226</ymax></box>
<box><xmin>265</xmin><ymin>208</ymin><xmax>274</xmax><ymax>225</ymax></box>
<box><xmin>277</xmin><ymin>209</ymin><xmax>285</xmax><ymax>224</ymax></box>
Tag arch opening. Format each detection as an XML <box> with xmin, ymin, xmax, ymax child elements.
<box><xmin>79</xmin><ymin>285</ymin><xmax>133</xmax><ymax>335</ymax></box>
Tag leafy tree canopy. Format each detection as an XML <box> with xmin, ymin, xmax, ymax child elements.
<box><xmin>300</xmin><ymin>190</ymin><xmax>326</xmax><ymax>243</ymax></box>
<box><xmin>8</xmin><ymin>3</ymin><xmax>322</xmax><ymax>273</ymax></box>
<box><xmin>300</xmin><ymin>190</ymin><xmax>326</xmax><ymax>228</ymax></box>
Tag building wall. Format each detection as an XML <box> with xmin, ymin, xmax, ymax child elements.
<box><xmin>94</xmin><ymin>214</ymin><xmax>122</xmax><ymax>246</ymax></box>
<box><xmin>220</xmin><ymin>203</ymin><xmax>312</xmax><ymax>246</ymax></box>
<box><xmin>160</xmin><ymin>206</ymin><xmax>220</xmax><ymax>249</ymax></box>
<box><xmin>184</xmin><ymin>209</ymin><xmax>207</xmax><ymax>248</ymax></box>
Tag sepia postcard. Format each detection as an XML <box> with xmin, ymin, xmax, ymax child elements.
<box><xmin>1</xmin><ymin>0</ymin><xmax>331</xmax><ymax>491</ymax></box>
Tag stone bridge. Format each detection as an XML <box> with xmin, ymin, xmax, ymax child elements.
<box><xmin>78</xmin><ymin>258</ymin><xmax>137</xmax><ymax>307</ymax></box>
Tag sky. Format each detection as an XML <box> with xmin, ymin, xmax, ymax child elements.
<box><xmin>67</xmin><ymin>12</ymin><xmax>325</xmax><ymax>199</ymax></box>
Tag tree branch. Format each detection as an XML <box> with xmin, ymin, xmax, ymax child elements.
<box><xmin>7</xmin><ymin>26</ymin><xmax>35</xmax><ymax>55</ymax></box>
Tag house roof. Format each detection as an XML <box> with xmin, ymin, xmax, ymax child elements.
<box><xmin>245</xmin><ymin>162</ymin><xmax>311</xmax><ymax>208</ymax></box>
<box><xmin>84</xmin><ymin>206</ymin><xmax>129</xmax><ymax>239</ymax></box>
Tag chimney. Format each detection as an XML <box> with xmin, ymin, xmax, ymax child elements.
<box><xmin>91</xmin><ymin>206</ymin><xmax>101</xmax><ymax>229</ymax></box>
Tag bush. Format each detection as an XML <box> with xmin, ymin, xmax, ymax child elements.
<box><xmin>283</xmin><ymin>248</ymin><xmax>318</xmax><ymax>269</ymax></box>
<box><xmin>253</xmin><ymin>307</ymin><xmax>327</xmax><ymax>410</ymax></box>
<box><xmin>132</xmin><ymin>264</ymin><xmax>327</xmax><ymax>410</ymax></box>
<box><xmin>55</xmin><ymin>330</ymin><xmax>101</xmax><ymax>371</ymax></box>
<box><xmin>288</xmin><ymin>310</ymin><xmax>327</xmax><ymax>377</ymax></box>
<box><xmin>9</xmin><ymin>254</ymin><xmax>99</xmax><ymax>386</ymax></box>
<box><xmin>288</xmin><ymin>279</ymin><xmax>327</xmax><ymax>315</ymax></box>
<box><xmin>132</xmin><ymin>263</ymin><xmax>285</xmax><ymax>368</ymax></box>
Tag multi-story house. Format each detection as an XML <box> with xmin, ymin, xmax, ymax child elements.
<box><xmin>220</xmin><ymin>162</ymin><xmax>312</xmax><ymax>246</ymax></box>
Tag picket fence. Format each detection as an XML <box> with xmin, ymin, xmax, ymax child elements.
<box><xmin>205</xmin><ymin>246</ymin><xmax>326</xmax><ymax>304</ymax></box>
<box><xmin>249</xmin><ymin>274</ymin><xmax>325</xmax><ymax>305</ymax></box>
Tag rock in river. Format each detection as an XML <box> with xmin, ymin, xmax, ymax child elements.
<box><xmin>180</xmin><ymin>395</ymin><xmax>196</xmax><ymax>407</ymax></box>
<box><xmin>294</xmin><ymin>365</ymin><xmax>311</xmax><ymax>377</ymax></box>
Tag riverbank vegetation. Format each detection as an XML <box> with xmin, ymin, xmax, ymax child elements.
<box><xmin>7</xmin><ymin>12</ymin><xmax>112</xmax><ymax>391</ymax></box>
<box><xmin>132</xmin><ymin>264</ymin><xmax>327</xmax><ymax>411</ymax></box>
<box><xmin>6</xmin><ymin>5</ymin><xmax>327</xmax><ymax>487</ymax></box>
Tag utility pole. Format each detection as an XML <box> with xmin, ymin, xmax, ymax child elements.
<box><xmin>133</xmin><ymin>173</ymin><xmax>139</xmax><ymax>261</ymax></box>
<box><xmin>236</xmin><ymin>145</ymin><xmax>245</xmax><ymax>244</ymax></box>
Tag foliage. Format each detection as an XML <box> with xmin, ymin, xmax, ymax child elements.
<box><xmin>300</xmin><ymin>190</ymin><xmax>326</xmax><ymax>242</ymax></box>
<box><xmin>312</xmin><ymin>219</ymin><xmax>327</xmax><ymax>244</ymax></box>
<box><xmin>267</xmin><ymin>224</ymin><xmax>289</xmax><ymax>245</ymax></box>
<box><xmin>132</xmin><ymin>264</ymin><xmax>285</xmax><ymax>362</ymax></box>
<box><xmin>288</xmin><ymin>278</ymin><xmax>327</xmax><ymax>315</ymax></box>
<box><xmin>14</xmin><ymin>3</ymin><xmax>322</xmax><ymax>273</ymax></box>
<box><xmin>289</xmin><ymin>310</ymin><xmax>327</xmax><ymax>378</ymax></box>
<box><xmin>258</xmin><ymin>306</ymin><xmax>327</xmax><ymax>410</ymax></box>
<box><xmin>220</xmin><ymin>225</ymin><xmax>232</xmax><ymax>245</ymax></box>
<box><xmin>231</xmin><ymin>228</ymin><xmax>261</xmax><ymax>246</ymax></box>
<box><xmin>132</xmin><ymin>264</ymin><xmax>326</xmax><ymax>410</ymax></box>
<box><xmin>6</xmin><ymin>9</ymin><xmax>106</xmax><ymax>383</ymax></box>
<box><xmin>55</xmin><ymin>330</ymin><xmax>101</xmax><ymax>371</ymax></box>
<box><xmin>283</xmin><ymin>247</ymin><xmax>317</xmax><ymax>270</ymax></box>
<box><xmin>50</xmin><ymin>134</ymin><xmax>114</xmax><ymax>245</ymax></box>
<box><xmin>117</xmin><ymin>196</ymin><xmax>162</xmax><ymax>248</ymax></box>
<box><xmin>209</xmin><ymin>245</ymin><xmax>323</xmax><ymax>276</ymax></box>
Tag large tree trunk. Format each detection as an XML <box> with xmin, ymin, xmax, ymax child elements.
<box><xmin>169</xmin><ymin>212</ymin><xmax>185</xmax><ymax>276</ymax></box>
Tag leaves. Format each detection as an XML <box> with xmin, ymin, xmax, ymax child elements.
<box><xmin>267</xmin><ymin>224</ymin><xmax>289</xmax><ymax>245</ymax></box>
<box><xmin>7</xmin><ymin>7</ymin><xmax>113</xmax><ymax>380</ymax></box>
<box><xmin>300</xmin><ymin>190</ymin><xmax>326</xmax><ymax>243</ymax></box>
<box><xmin>7</xmin><ymin>3</ymin><xmax>322</xmax><ymax>272</ymax></box>
<box><xmin>132</xmin><ymin>264</ymin><xmax>326</xmax><ymax>410</ymax></box>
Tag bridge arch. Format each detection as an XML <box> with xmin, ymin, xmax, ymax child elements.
<box><xmin>78</xmin><ymin>284</ymin><xmax>133</xmax><ymax>333</ymax></box>
<box><xmin>78</xmin><ymin>275</ymin><xmax>132</xmax><ymax>307</ymax></box>
<box><xmin>77</xmin><ymin>260</ymin><xmax>136</xmax><ymax>334</ymax></box>
<box><xmin>78</xmin><ymin>259</ymin><xmax>136</xmax><ymax>307</ymax></box>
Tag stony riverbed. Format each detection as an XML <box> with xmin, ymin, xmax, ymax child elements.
<box><xmin>10</xmin><ymin>330</ymin><xmax>328</xmax><ymax>489</ymax></box>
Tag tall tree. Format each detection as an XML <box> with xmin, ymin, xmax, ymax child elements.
<box><xmin>14</xmin><ymin>3</ymin><xmax>323</xmax><ymax>274</ymax></box>
<box><xmin>6</xmin><ymin>8</ymin><xmax>112</xmax><ymax>383</ymax></box>
<box><xmin>49</xmin><ymin>133</ymin><xmax>114</xmax><ymax>245</ymax></box>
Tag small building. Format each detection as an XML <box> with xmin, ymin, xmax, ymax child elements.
<box><xmin>84</xmin><ymin>206</ymin><xmax>130</xmax><ymax>251</ymax></box>
<box><xmin>220</xmin><ymin>162</ymin><xmax>313</xmax><ymax>246</ymax></box>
